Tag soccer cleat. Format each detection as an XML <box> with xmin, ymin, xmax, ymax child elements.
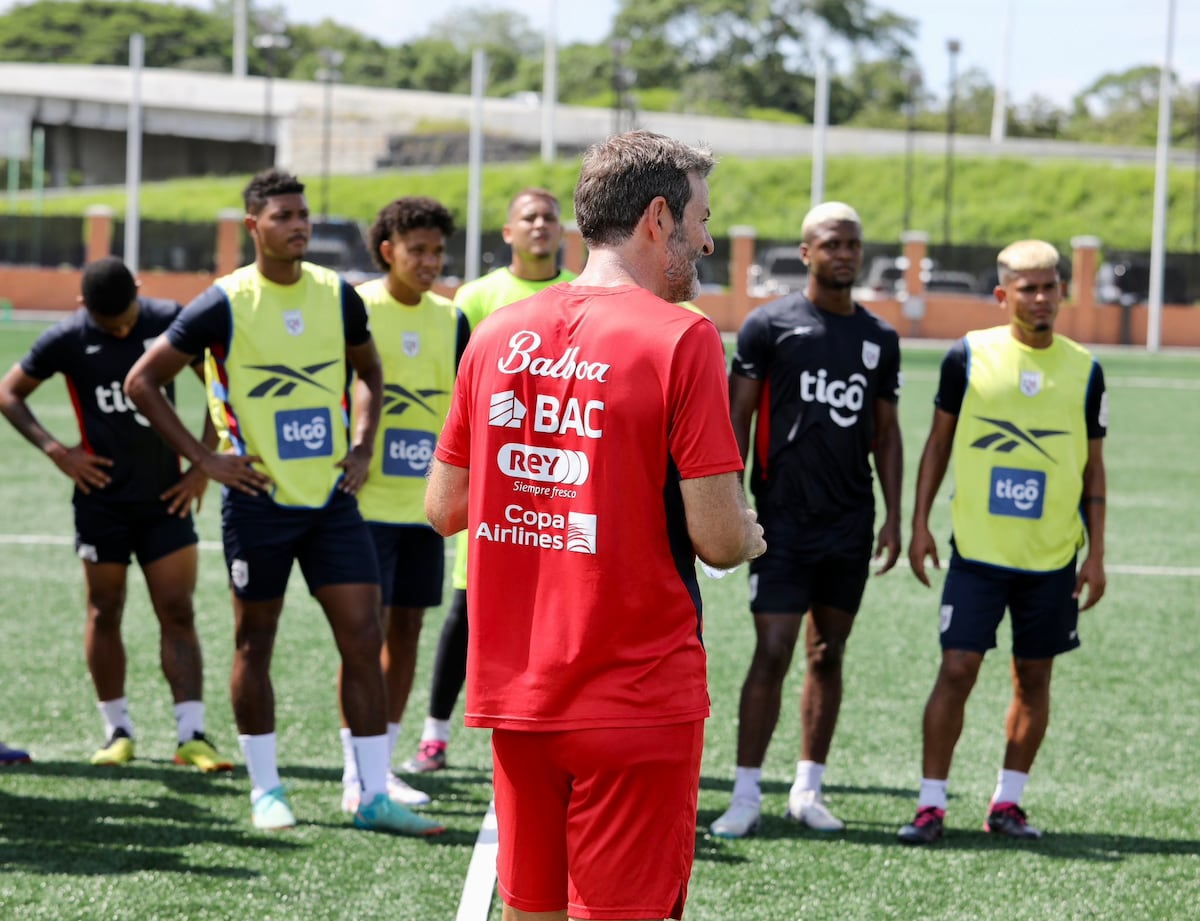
<box><xmin>709</xmin><ymin>798</ymin><xmax>762</xmax><ymax>839</ymax></box>
<box><xmin>252</xmin><ymin>786</ymin><xmax>296</xmax><ymax>831</ymax></box>
<box><xmin>785</xmin><ymin>789</ymin><xmax>846</xmax><ymax>831</ymax></box>
<box><xmin>353</xmin><ymin>792</ymin><xmax>445</xmax><ymax>837</ymax></box>
<box><xmin>174</xmin><ymin>732</ymin><xmax>234</xmax><ymax>773</ymax></box>
<box><xmin>0</xmin><ymin>741</ymin><xmax>31</xmax><ymax>765</ymax></box>
<box><xmin>400</xmin><ymin>739</ymin><xmax>447</xmax><ymax>774</ymax></box>
<box><xmin>90</xmin><ymin>728</ymin><xmax>135</xmax><ymax>766</ymax></box>
<box><xmin>340</xmin><ymin>774</ymin><xmax>432</xmax><ymax>813</ymax></box>
<box><xmin>985</xmin><ymin>801</ymin><xmax>1043</xmax><ymax>839</ymax></box>
<box><xmin>897</xmin><ymin>806</ymin><xmax>945</xmax><ymax>844</ymax></box>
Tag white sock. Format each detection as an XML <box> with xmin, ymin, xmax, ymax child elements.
<box><xmin>992</xmin><ymin>769</ymin><xmax>1029</xmax><ymax>806</ymax></box>
<box><xmin>793</xmin><ymin>760</ymin><xmax>825</xmax><ymax>795</ymax></box>
<box><xmin>174</xmin><ymin>701</ymin><xmax>204</xmax><ymax>744</ymax></box>
<box><xmin>339</xmin><ymin>727</ymin><xmax>358</xmax><ymax>789</ymax></box>
<box><xmin>353</xmin><ymin>734</ymin><xmax>390</xmax><ymax>801</ymax></box>
<box><xmin>238</xmin><ymin>733</ymin><xmax>281</xmax><ymax>802</ymax></box>
<box><xmin>917</xmin><ymin>778</ymin><xmax>949</xmax><ymax>812</ymax></box>
<box><xmin>422</xmin><ymin>717</ymin><xmax>451</xmax><ymax>744</ymax></box>
<box><xmin>98</xmin><ymin>697</ymin><xmax>133</xmax><ymax>740</ymax></box>
<box><xmin>386</xmin><ymin>721</ymin><xmax>401</xmax><ymax>770</ymax></box>
<box><xmin>732</xmin><ymin>766</ymin><xmax>762</xmax><ymax>804</ymax></box>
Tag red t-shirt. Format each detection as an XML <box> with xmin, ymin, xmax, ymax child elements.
<box><xmin>436</xmin><ymin>284</ymin><xmax>744</xmax><ymax>731</ymax></box>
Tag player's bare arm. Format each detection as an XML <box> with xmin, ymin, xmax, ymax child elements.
<box><xmin>909</xmin><ymin>407</ymin><xmax>958</xmax><ymax>587</ymax></box>
<box><xmin>425</xmin><ymin>457</ymin><xmax>469</xmax><ymax>536</ymax></box>
<box><xmin>872</xmin><ymin>397</ymin><xmax>904</xmax><ymax>574</ymax></box>
<box><xmin>159</xmin><ymin>362</ymin><xmax>219</xmax><ymax>517</ymax></box>
<box><xmin>728</xmin><ymin>372</ymin><xmax>764</xmax><ymax>464</ymax></box>
<box><xmin>336</xmin><ymin>339</ymin><xmax>383</xmax><ymax>494</ymax></box>
<box><xmin>0</xmin><ymin>364</ymin><xmax>114</xmax><ymax>493</ymax></box>
<box><xmin>681</xmin><ymin>471</ymin><xmax>766</xmax><ymax>570</ymax></box>
<box><xmin>1074</xmin><ymin>438</ymin><xmax>1107</xmax><ymax>611</ymax></box>
<box><xmin>125</xmin><ymin>340</ymin><xmax>271</xmax><ymax>495</ymax></box>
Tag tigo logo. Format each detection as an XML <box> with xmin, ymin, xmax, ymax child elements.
<box><xmin>383</xmin><ymin>429</ymin><xmax>435</xmax><ymax>477</ymax></box>
<box><xmin>988</xmin><ymin>467</ymin><xmax>1046</xmax><ymax>519</ymax></box>
<box><xmin>276</xmin><ymin>408</ymin><xmax>333</xmax><ymax>459</ymax></box>
<box><xmin>498</xmin><ymin>443</ymin><xmax>590</xmax><ymax>484</ymax></box>
<box><xmin>489</xmin><ymin>390</ymin><xmax>526</xmax><ymax>428</ymax></box>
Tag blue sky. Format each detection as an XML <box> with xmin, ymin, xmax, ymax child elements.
<box><xmin>5</xmin><ymin>0</ymin><xmax>1197</xmax><ymax>108</ymax></box>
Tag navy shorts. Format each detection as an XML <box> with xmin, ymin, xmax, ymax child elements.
<box><xmin>747</xmin><ymin>506</ymin><xmax>872</xmax><ymax>615</ymax></box>
<box><xmin>74</xmin><ymin>497</ymin><xmax>197</xmax><ymax>567</ymax></box>
<box><xmin>367</xmin><ymin>523</ymin><xmax>445</xmax><ymax>608</ymax></box>
<box><xmin>938</xmin><ymin>551</ymin><xmax>1080</xmax><ymax>659</ymax></box>
<box><xmin>221</xmin><ymin>488</ymin><xmax>380</xmax><ymax>601</ymax></box>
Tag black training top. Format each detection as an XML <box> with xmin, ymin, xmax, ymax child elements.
<box><xmin>20</xmin><ymin>298</ymin><xmax>188</xmax><ymax>503</ymax></box>
<box><xmin>731</xmin><ymin>294</ymin><xmax>901</xmax><ymax>519</ymax></box>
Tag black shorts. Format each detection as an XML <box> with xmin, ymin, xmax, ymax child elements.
<box><xmin>73</xmin><ymin>497</ymin><xmax>197</xmax><ymax>567</ymax></box>
<box><xmin>938</xmin><ymin>551</ymin><xmax>1080</xmax><ymax>659</ymax></box>
<box><xmin>221</xmin><ymin>488</ymin><xmax>380</xmax><ymax>601</ymax></box>
<box><xmin>368</xmin><ymin>523</ymin><xmax>445</xmax><ymax>608</ymax></box>
<box><xmin>747</xmin><ymin>507</ymin><xmax>872</xmax><ymax>615</ymax></box>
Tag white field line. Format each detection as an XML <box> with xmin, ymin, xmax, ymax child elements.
<box><xmin>3</xmin><ymin>532</ymin><xmax>1199</xmax><ymax>579</ymax></box>
<box><xmin>456</xmin><ymin>799</ymin><xmax>499</xmax><ymax>921</ymax></box>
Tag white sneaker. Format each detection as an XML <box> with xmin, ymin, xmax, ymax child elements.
<box><xmin>340</xmin><ymin>774</ymin><xmax>431</xmax><ymax>814</ymax></box>
<box><xmin>709</xmin><ymin>798</ymin><xmax>761</xmax><ymax>838</ymax></box>
<box><xmin>786</xmin><ymin>789</ymin><xmax>845</xmax><ymax>831</ymax></box>
<box><xmin>387</xmin><ymin>772</ymin><xmax>431</xmax><ymax>807</ymax></box>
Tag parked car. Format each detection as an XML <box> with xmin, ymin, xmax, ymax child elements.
<box><xmin>1096</xmin><ymin>259</ymin><xmax>1188</xmax><ymax>305</ymax></box>
<box><xmin>749</xmin><ymin>245</ymin><xmax>807</xmax><ymax>297</ymax></box>
<box><xmin>306</xmin><ymin>218</ymin><xmax>380</xmax><ymax>286</ymax></box>
<box><xmin>924</xmin><ymin>269</ymin><xmax>979</xmax><ymax>294</ymax></box>
<box><xmin>856</xmin><ymin>255</ymin><xmax>908</xmax><ymax>299</ymax></box>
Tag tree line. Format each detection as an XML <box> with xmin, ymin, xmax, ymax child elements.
<box><xmin>1</xmin><ymin>0</ymin><xmax>1198</xmax><ymax>148</ymax></box>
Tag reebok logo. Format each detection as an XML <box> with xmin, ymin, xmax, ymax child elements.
<box><xmin>246</xmin><ymin>361</ymin><xmax>338</xmax><ymax>398</ymax></box>
<box><xmin>970</xmin><ymin>417</ymin><xmax>1067</xmax><ymax>462</ymax></box>
<box><xmin>383</xmin><ymin>383</ymin><xmax>447</xmax><ymax>419</ymax></box>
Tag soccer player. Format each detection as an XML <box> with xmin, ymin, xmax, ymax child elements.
<box><xmin>125</xmin><ymin>169</ymin><xmax>443</xmax><ymax>837</ymax></box>
<box><xmin>333</xmin><ymin>196</ymin><xmax>468</xmax><ymax>813</ymax></box>
<box><xmin>897</xmin><ymin>239</ymin><xmax>1107</xmax><ymax>844</ymax></box>
<box><xmin>0</xmin><ymin>740</ymin><xmax>32</xmax><ymax>765</ymax></box>
<box><xmin>402</xmin><ymin>187</ymin><xmax>575</xmax><ymax>775</ymax></box>
<box><xmin>710</xmin><ymin>202</ymin><xmax>903</xmax><ymax>838</ymax></box>
<box><xmin>426</xmin><ymin>130</ymin><xmax>766</xmax><ymax>921</ymax></box>
<box><xmin>0</xmin><ymin>257</ymin><xmax>231</xmax><ymax>773</ymax></box>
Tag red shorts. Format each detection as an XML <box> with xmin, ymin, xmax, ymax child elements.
<box><xmin>491</xmin><ymin>720</ymin><xmax>705</xmax><ymax>920</ymax></box>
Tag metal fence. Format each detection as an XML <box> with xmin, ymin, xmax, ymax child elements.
<box><xmin>0</xmin><ymin>214</ymin><xmax>85</xmax><ymax>267</ymax></box>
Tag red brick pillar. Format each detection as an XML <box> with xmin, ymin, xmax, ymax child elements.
<box><xmin>1069</xmin><ymin>235</ymin><xmax>1102</xmax><ymax>343</ymax></box>
<box><xmin>85</xmin><ymin>205</ymin><xmax>114</xmax><ymax>264</ymax></box>
<box><xmin>729</xmin><ymin>224</ymin><xmax>756</xmax><ymax>329</ymax></box>
<box><xmin>215</xmin><ymin>209</ymin><xmax>244</xmax><ymax>277</ymax></box>
<box><xmin>563</xmin><ymin>220</ymin><xmax>586</xmax><ymax>275</ymax></box>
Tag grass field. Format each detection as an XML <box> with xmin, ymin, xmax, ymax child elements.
<box><xmin>0</xmin><ymin>320</ymin><xmax>1197</xmax><ymax>920</ymax></box>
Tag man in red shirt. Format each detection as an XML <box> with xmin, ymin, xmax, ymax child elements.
<box><xmin>426</xmin><ymin>130</ymin><xmax>765</xmax><ymax>921</ymax></box>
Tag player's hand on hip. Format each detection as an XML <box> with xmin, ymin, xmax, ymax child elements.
<box><xmin>160</xmin><ymin>465</ymin><xmax>211</xmax><ymax>517</ymax></box>
<box><xmin>53</xmin><ymin>444</ymin><xmax>113</xmax><ymax>494</ymax></box>
<box><xmin>201</xmin><ymin>452</ymin><xmax>272</xmax><ymax>495</ymax></box>
<box><xmin>1073</xmin><ymin>554</ymin><xmax>1107</xmax><ymax>611</ymax></box>
<box><xmin>335</xmin><ymin>443</ymin><xmax>372</xmax><ymax>495</ymax></box>
<box><xmin>908</xmin><ymin>527</ymin><xmax>940</xmax><ymax>587</ymax></box>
